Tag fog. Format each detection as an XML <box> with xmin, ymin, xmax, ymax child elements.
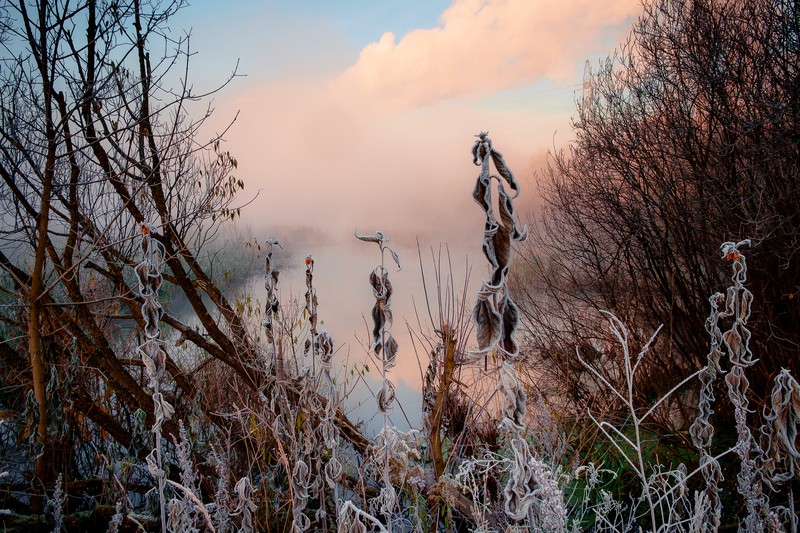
<box><xmin>214</xmin><ymin>143</ymin><xmax>547</xmax><ymax>431</ymax></box>
<box><xmin>176</xmin><ymin>0</ymin><xmax>642</xmax><ymax>430</ymax></box>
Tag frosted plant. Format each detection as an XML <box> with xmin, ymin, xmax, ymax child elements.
<box><xmin>592</xmin><ymin>489</ymin><xmax>627</xmax><ymax>533</ymax></box>
<box><xmin>338</xmin><ymin>500</ymin><xmax>387</xmax><ymax>533</ymax></box>
<box><xmin>455</xmin><ymin>451</ymin><xmax>507</xmax><ymax>530</ymax></box>
<box><xmin>167</xmin><ymin>421</ymin><xmax>217</xmax><ymax>531</ymax></box>
<box><xmin>693</xmin><ymin>240</ymin><xmax>768</xmax><ymax>531</ymax></box>
<box><xmin>168</xmin><ymin>496</ymin><xmax>199</xmax><ymax>533</ymax></box>
<box><xmin>468</xmin><ymin>132</ymin><xmax>528</xmax><ymax>358</ymax></box>
<box><xmin>759</xmin><ymin>370</ymin><xmax>800</xmax><ymax>485</ymax></box>
<box><xmin>468</xmin><ymin>132</ymin><xmax>546</xmax><ymax>526</ymax></box>
<box><xmin>135</xmin><ymin>224</ymin><xmax>213</xmax><ymax>531</ymax></box>
<box><xmin>366</xmin><ymin>427</ymin><xmax>424</xmax><ymax>489</ymax></box>
<box><xmin>231</xmin><ymin>477</ymin><xmax>256</xmax><ymax>533</ymax></box>
<box><xmin>454</xmin><ymin>441</ymin><xmax>566</xmax><ymax>531</ymax></box>
<box><xmin>499</xmin><ymin>438</ymin><xmax>566</xmax><ymax>529</ymax></box>
<box><xmin>688</xmin><ymin>287</ymin><xmax>725</xmax><ymax>530</ymax></box>
<box><xmin>305</xmin><ymin>256</ymin><xmax>337</xmax><ymax>423</ymax></box>
<box><xmin>356</xmin><ymin>230</ymin><xmax>401</xmax><ymax>530</ymax></box>
<box><xmin>106</xmin><ymin>502</ymin><xmax>124</xmax><ymax>533</ymax></box>
<box><xmin>578</xmin><ymin>312</ymin><xmax>704</xmax><ymax>532</ymax></box>
<box><xmin>324</xmin><ymin>449</ymin><xmax>343</xmax><ymax>523</ymax></box>
<box><xmin>311</xmin><ymin>332</ymin><xmax>341</xmax><ymax>526</ymax></box>
<box><xmin>302</xmin><ymin>256</ymin><xmax>320</xmax><ymax>370</ymax></box>
<box><xmin>50</xmin><ymin>472</ymin><xmax>65</xmax><ymax>533</ymax></box>
<box><xmin>291</xmin><ymin>457</ymin><xmax>312</xmax><ymax>532</ymax></box>
<box><xmin>690</xmin><ymin>240</ymin><xmax>800</xmax><ymax>532</ymax></box>
<box><xmin>503</xmin><ymin>436</ymin><xmax>537</xmax><ymax>520</ymax></box>
<box><xmin>136</xmin><ymin>223</ymin><xmax>173</xmax><ymax>532</ymax></box>
<box><xmin>688</xmin><ymin>241</ymin><xmax>765</xmax><ymax>531</ymax></box>
<box><xmin>209</xmin><ymin>446</ymin><xmax>231</xmax><ymax>531</ymax></box>
<box><xmin>567</xmin><ymin>463</ymin><xmax>618</xmax><ymax>532</ymax></box>
<box><xmin>644</xmin><ymin>464</ymin><xmax>693</xmax><ymax>530</ymax></box>
<box><xmin>263</xmin><ymin>236</ymin><xmax>282</xmax><ymax>376</ymax></box>
<box><xmin>717</xmin><ymin>241</ymin><xmax>766</xmax><ymax>532</ymax></box>
<box><xmin>759</xmin><ymin>370</ymin><xmax>800</xmax><ymax>532</ymax></box>
<box><xmin>304</xmin><ymin>258</ymin><xmax>341</xmax><ymax>525</ymax></box>
<box><xmin>468</xmin><ymin>133</ymin><xmax>527</xmax><ymax>430</ymax></box>
<box><xmin>174</xmin><ymin>422</ymin><xmax>199</xmax><ymax>501</ymax></box>
<box><xmin>525</xmin><ymin>455</ymin><xmax>568</xmax><ymax>532</ymax></box>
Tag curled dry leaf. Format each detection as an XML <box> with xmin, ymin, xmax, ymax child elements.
<box><xmin>146</xmin><ymin>449</ymin><xmax>163</xmax><ymax>479</ymax></box>
<box><xmin>355</xmin><ymin>230</ymin><xmax>387</xmax><ymax>244</ymax></box>
<box><xmin>324</xmin><ymin>456</ymin><xmax>343</xmax><ymax>488</ymax></box>
<box><xmin>760</xmin><ymin>370</ymin><xmax>800</xmax><ymax>483</ymax></box>
<box><xmin>383</xmin><ymin>335</ymin><xmax>398</xmax><ymax>369</ymax></box>
<box><xmin>377</xmin><ymin>380</ymin><xmax>396</xmax><ymax>413</ymax></box>
<box><xmin>471</xmin><ymin>286</ymin><xmax>502</xmax><ymax>355</ymax></box>
<box><xmin>503</xmin><ymin>437</ymin><xmax>536</xmax><ymax>521</ymax></box>
<box><xmin>499</xmin><ymin>361</ymin><xmax>526</xmax><ymax>430</ymax></box>
<box><xmin>499</xmin><ymin>296</ymin><xmax>522</xmax><ymax>359</ymax></box>
<box><xmin>141</xmin><ymin>298</ymin><xmax>164</xmax><ymax>339</ymax></box>
<box><xmin>234</xmin><ymin>477</ymin><xmax>257</xmax><ymax>512</ymax></box>
<box><xmin>318</xmin><ymin>330</ymin><xmax>334</xmax><ymax>363</ymax></box>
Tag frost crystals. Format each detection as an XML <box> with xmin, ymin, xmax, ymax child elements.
<box><xmin>356</xmin><ymin>230</ymin><xmax>401</xmax><ymax>529</ymax></box>
<box><xmin>469</xmin><ymin>133</ymin><xmax>529</xmax><ymax>431</ymax></box>
<box><xmin>135</xmin><ymin>223</ymin><xmax>172</xmax><ymax>531</ymax></box>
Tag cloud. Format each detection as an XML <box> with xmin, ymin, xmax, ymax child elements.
<box><xmin>337</xmin><ymin>0</ymin><xmax>641</xmax><ymax>109</ymax></box>
<box><xmin>200</xmin><ymin>0</ymin><xmax>644</xmax><ymax>392</ymax></box>
<box><xmin>207</xmin><ymin>0</ymin><xmax>642</xmax><ymax>243</ymax></box>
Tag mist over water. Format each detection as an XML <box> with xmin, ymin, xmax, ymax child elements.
<box><xmin>224</xmin><ymin>138</ymin><xmax>544</xmax><ymax>431</ymax></box>
<box><xmin>239</xmin><ymin>231</ymin><xmax>485</xmax><ymax>433</ymax></box>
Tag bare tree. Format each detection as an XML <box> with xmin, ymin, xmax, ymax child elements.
<box><xmin>0</xmin><ymin>0</ymin><xmax>367</xmax><ymax>518</ymax></box>
<box><xmin>515</xmin><ymin>0</ymin><xmax>800</xmax><ymax>439</ymax></box>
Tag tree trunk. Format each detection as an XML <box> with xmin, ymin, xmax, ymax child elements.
<box><xmin>28</xmin><ymin>137</ymin><xmax>54</xmax><ymax>512</ymax></box>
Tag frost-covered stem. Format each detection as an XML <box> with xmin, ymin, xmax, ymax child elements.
<box><xmin>379</xmin><ymin>251</ymin><xmax>390</xmax><ymax>530</ymax></box>
<box><xmin>377</xmin><ymin>247</ymin><xmax>392</xmax><ymax>532</ymax></box>
<box><xmin>136</xmin><ymin>224</ymin><xmax>171</xmax><ymax>533</ymax></box>
<box><xmin>615</xmin><ymin>317</ymin><xmax>659</xmax><ymax>532</ymax></box>
<box><xmin>165</xmin><ymin>479</ymin><xmax>216</xmax><ymax>532</ymax></box>
<box><xmin>304</xmin><ymin>256</ymin><xmax>317</xmax><ymax>377</ymax></box>
<box><xmin>51</xmin><ymin>473</ymin><xmax>65</xmax><ymax>533</ymax></box>
<box><xmin>339</xmin><ymin>500</ymin><xmax>388</xmax><ymax>532</ymax></box>
<box><xmin>153</xmin><ymin>379</ymin><xmax>166</xmax><ymax>532</ymax></box>
<box><xmin>718</xmin><ymin>241</ymin><xmax>766</xmax><ymax>531</ymax></box>
<box><xmin>355</xmin><ymin>230</ymin><xmax>400</xmax><ymax>530</ymax></box>
<box><xmin>263</xmin><ymin>236</ymin><xmax>282</xmax><ymax>380</ymax></box>
<box><xmin>468</xmin><ymin>132</ymin><xmax>532</xmax><ymax>523</ymax></box>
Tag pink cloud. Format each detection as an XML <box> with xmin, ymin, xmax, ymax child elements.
<box><xmin>204</xmin><ymin>0</ymin><xmax>643</xmax><ymax>242</ymax></box>
<box><xmin>200</xmin><ymin>0</ymin><xmax>644</xmax><ymax>393</ymax></box>
<box><xmin>338</xmin><ymin>0</ymin><xmax>641</xmax><ymax>109</ymax></box>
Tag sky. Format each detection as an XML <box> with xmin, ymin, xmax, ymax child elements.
<box><xmin>170</xmin><ymin>0</ymin><xmax>644</xmax><ymax>429</ymax></box>
<box><xmin>174</xmin><ymin>0</ymin><xmax>642</xmax><ymax>243</ymax></box>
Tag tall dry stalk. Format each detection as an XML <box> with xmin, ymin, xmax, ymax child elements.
<box><xmin>263</xmin><ymin>236</ymin><xmax>282</xmax><ymax>379</ymax></box>
<box><xmin>356</xmin><ymin>230</ymin><xmax>401</xmax><ymax>531</ymax></box>
<box><xmin>136</xmin><ymin>223</ymin><xmax>172</xmax><ymax>532</ymax></box>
